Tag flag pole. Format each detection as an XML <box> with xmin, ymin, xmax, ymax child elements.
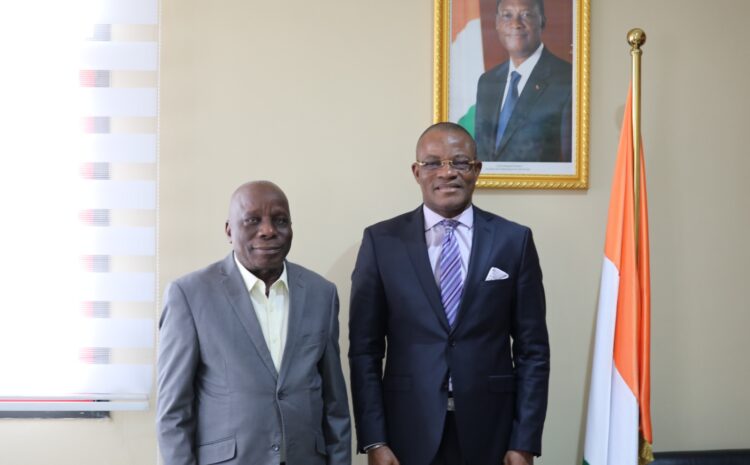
<box><xmin>628</xmin><ymin>28</ymin><xmax>654</xmax><ymax>465</ymax></box>
<box><xmin>628</xmin><ymin>28</ymin><xmax>646</xmax><ymax>259</ymax></box>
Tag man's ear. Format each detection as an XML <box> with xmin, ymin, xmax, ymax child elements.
<box><xmin>411</xmin><ymin>162</ymin><xmax>420</xmax><ymax>181</ymax></box>
<box><xmin>225</xmin><ymin>221</ymin><xmax>232</xmax><ymax>243</ymax></box>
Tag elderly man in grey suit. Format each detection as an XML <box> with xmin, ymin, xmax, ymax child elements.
<box><xmin>157</xmin><ymin>181</ymin><xmax>351</xmax><ymax>465</ymax></box>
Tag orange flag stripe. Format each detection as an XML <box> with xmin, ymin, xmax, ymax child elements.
<box><xmin>603</xmin><ymin>86</ymin><xmax>653</xmax><ymax>444</ymax></box>
<box><xmin>451</xmin><ymin>0</ymin><xmax>481</xmax><ymax>42</ymax></box>
<box><xmin>637</xmin><ymin>149</ymin><xmax>652</xmax><ymax>444</ymax></box>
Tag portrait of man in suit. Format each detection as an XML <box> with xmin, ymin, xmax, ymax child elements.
<box><xmin>475</xmin><ymin>0</ymin><xmax>572</xmax><ymax>163</ymax></box>
<box><xmin>349</xmin><ymin>122</ymin><xmax>550</xmax><ymax>465</ymax></box>
<box><xmin>157</xmin><ymin>181</ymin><xmax>351</xmax><ymax>465</ymax></box>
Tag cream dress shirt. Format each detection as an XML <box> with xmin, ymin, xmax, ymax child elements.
<box><xmin>233</xmin><ymin>253</ymin><xmax>289</xmax><ymax>371</ymax></box>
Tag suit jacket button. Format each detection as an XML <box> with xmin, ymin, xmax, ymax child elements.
<box><xmin>271</xmin><ymin>444</ymin><xmax>280</xmax><ymax>452</ymax></box>
<box><xmin>449</xmin><ymin>338</ymin><xmax>456</xmax><ymax>347</ymax></box>
<box><xmin>277</xmin><ymin>391</ymin><xmax>285</xmax><ymax>400</ymax></box>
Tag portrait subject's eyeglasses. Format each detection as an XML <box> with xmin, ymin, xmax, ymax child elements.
<box><xmin>415</xmin><ymin>159</ymin><xmax>479</xmax><ymax>172</ymax></box>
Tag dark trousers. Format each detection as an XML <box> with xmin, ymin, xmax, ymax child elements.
<box><xmin>430</xmin><ymin>411</ymin><xmax>465</xmax><ymax>465</ymax></box>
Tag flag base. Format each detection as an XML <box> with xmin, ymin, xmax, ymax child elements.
<box><xmin>639</xmin><ymin>437</ymin><xmax>654</xmax><ymax>465</ymax></box>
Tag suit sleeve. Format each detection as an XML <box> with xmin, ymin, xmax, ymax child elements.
<box><xmin>318</xmin><ymin>286</ymin><xmax>353</xmax><ymax>465</ymax></box>
<box><xmin>559</xmin><ymin>90</ymin><xmax>573</xmax><ymax>163</ymax></box>
<box><xmin>156</xmin><ymin>282</ymin><xmax>199</xmax><ymax>465</ymax></box>
<box><xmin>348</xmin><ymin>228</ymin><xmax>389</xmax><ymax>452</ymax></box>
<box><xmin>509</xmin><ymin>229</ymin><xmax>550</xmax><ymax>456</ymax></box>
<box><xmin>474</xmin><ymin>72</ymin><xmax>495</xmax><ymax>161</ymax></box>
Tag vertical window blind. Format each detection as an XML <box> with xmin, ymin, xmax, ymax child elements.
<box><xmin>0</xmin><ymin>0</ymin><xmax>158</xmax><ymax>411</ymax></box>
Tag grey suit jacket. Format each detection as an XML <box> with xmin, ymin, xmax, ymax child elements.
<box><xmin>157</xmin><ymin>254</ymin><xmax>351</xmax><ymax>465</ymax></box>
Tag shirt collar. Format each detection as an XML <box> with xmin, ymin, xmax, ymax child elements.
<box><xmin>509</xmin><ymin>42</ymin><xmax>544</xmax><ymax>76</ymax></box>
<box><xmin>423</xmin><ymin>204</ymin><xmax>474</xmax><ymax>232</ymax></box>
<box><xmin>233</xmin><ymin>252</ymin><xmax>288</xmax><ymax>294</ymax></box>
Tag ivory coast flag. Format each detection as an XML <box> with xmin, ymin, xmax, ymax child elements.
<box><xmin>449</xmin><ymin>0</ymin><xmax>484</xmax><ymax>135</ymax></box>
<box><xmin>583</xmin><ymin>85</ymin><xmax>653</xmax><ymax>465</ymax></box>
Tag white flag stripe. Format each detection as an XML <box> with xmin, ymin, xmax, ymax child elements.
<box><xmin>583</xmin><ymin>257</ymin><xmax>640</xmax><ymax>465</ymax></box>
<box><xmin>607</xmin><ymin>367</ymin><xmax>639</xmax><ymax>465</ymax></box>
<box><xmin>449</xmin><ymin>18</ymin><xmax>484</xmax><ymax>122</ymax></box>
<box><xmin>584</xmin><ymin>257</ymin><xmax>619</xmax><ymax>465</ymax></box>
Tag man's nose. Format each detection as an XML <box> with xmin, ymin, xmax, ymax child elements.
<box><xmin>257</xmin><ymin>219</ymin><xmax>276</xmax><ymax>236</ymax></box>
<box><xmin>436</xmin><ymin>162</ymin><xmax>458</xmax><ymax>176</ymax></box>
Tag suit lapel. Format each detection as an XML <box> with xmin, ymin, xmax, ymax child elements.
<box><xmin>486</xmin><ymin>66</ymin><xmax>509</xmax><ymax>151</ymax></box>
<box><xmin>496</xmin><ymin>49</ymin><xmax>554</xmax><ymax>156</ymax></box>
<box><xmin>278</xmin><ymin>261</ymin><xmax>305</xmax><ymax>385</ymax></box>
<box><xmin>220</xmin><ymin>254</ymin><xmax>278</xmax><ymax>380</ymax></box>
<box><xmin>404</xmin><ymin>207</ymin><xmax>451</xmax><ymax>332</ymax></box>
<box><xmin>452</xmin><ymin>207</ymin><xmax>493</xmax><ymax>333</ymax></box>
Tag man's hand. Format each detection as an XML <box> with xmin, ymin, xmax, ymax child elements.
<box><xmin>504</xmin><ymin>449</ymin><xmax>534</xmax><ymax>465</ymax></box>
<box><xmin>367</xmin><ymin>445</ymin><xmax>400</xmax><ymax>465</ymax></box>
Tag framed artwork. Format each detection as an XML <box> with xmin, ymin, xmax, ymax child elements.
<box><xmin>433</xmin><ymin>0</ymin><xmax>590</xmax><ymax>189</ymax></box>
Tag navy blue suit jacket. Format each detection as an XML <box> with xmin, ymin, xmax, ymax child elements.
<box><xmin>475</xmin><ymin>47</ymin><xmax>572</xmax><ymax>162</ymax></box>
<box><xmin>348</xmin><ymin>206</ymin><xmax>549</xmax><ymax>465</ymax></box>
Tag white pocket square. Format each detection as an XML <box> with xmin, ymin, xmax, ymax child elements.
<box><xmin>485</xmin><ymin>267</ymin><xmax>509</xmax><ymax>281</ymax></box>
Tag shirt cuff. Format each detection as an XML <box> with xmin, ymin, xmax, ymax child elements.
<box><xmin>363</xmin><ymin>442</ymin><xmax>387</xmax><ymax>453</ymax></box>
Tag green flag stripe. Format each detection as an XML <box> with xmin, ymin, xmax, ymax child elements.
<box><xmin>457</xmin><ymin>104</ymin><xmax>476</xmax><ymax>137</ymax></box>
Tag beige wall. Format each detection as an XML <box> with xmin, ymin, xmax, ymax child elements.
<box><xmin>2</xmin><ymin>1</ymin><xmax>749</xmax><ymax>464</ymax></box>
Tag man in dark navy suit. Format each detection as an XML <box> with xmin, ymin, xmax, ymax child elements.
<box><xmin>475</xmin><ymin>0</ymin><xmax>572</xmax><ymax>162</ymax></box>
<box><xmin>349</xmin><ymin>122</ymin><xmax>550</xmax><ymax>465</ymax></box>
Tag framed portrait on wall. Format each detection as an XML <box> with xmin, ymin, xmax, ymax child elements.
<box><xmin>433</xmin><ymin>0</ymin><xmax>590</xmax><ymax>189</ymax></box>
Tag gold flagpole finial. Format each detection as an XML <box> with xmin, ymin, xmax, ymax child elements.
<box><xmin>628</xmin><ymin>28</ymin><xmax>646</xmax><ymax>50</ymax></box>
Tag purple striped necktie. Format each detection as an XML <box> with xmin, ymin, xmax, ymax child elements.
<box><xmin>438</xmin><ymin>219</ymin><xmax>463</xmax><ymax>326</ymax></box>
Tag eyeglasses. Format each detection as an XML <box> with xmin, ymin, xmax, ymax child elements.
<box><xmin>415</xmin><ymin>159</ymin><xmax>479</xmax><ymax>172</ymax></box>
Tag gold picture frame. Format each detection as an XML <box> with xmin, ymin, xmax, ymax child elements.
<box><xmin>434</xmin><ymin>0</ymin><xmax>590</xmax><ymax>189</ymax></box>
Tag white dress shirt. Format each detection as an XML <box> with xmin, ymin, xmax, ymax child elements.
<box><xmin>424</xmin><ymin>204</ymin><xmax>474</xmax><ymax>285</ymax></box>
<box><xmin>501</xmin><ymin>42</ymin><xmax>545</xmax><ymax>109</ymax></box>
<box><xmin>233</xmin><ymin>253</ymin><xmax>289</xmax><ymax>371</ymax></box>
